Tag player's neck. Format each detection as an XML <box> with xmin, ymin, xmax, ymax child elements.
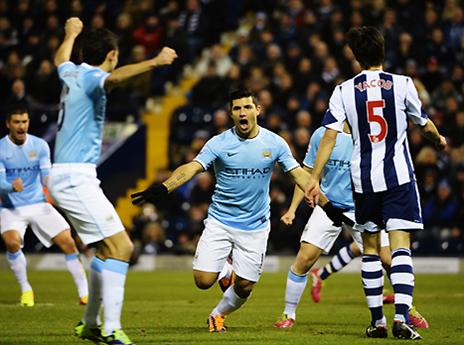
<box><xmin>235</xmin><ymin>126</ymin><xmax>260</xmax><ymax>140</ymax></box>
<box><xmin>367</xmin><ymin>65</ymin><xmax>383</xmax><ymax>71</ymax></box>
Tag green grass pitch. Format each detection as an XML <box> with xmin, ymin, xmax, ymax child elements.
<box><xmin>0</xmin><ymin>270</ymin><xmax>463</xmax><ymax>344</ymax></box>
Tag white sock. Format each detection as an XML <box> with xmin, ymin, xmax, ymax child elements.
<box><xmin>102</xmin><ymin>258</ymin><xmax>129</xmax><ymax>335</ymax></box>
<box><xmin>7</xmin><ymin>250</ymin><xmax>32</xmax><ymax>293</ymax></box>
<box><xmin>211</xmin><ymin>285</ymin><xmax>248</xmax><ymax>316</ymax></box>
<box><xmin>84</xmin><ymin>257</ymin><xmax>104</xmax><ymax>327</ymax></box>
<box><xmin>217</xmin><ymin>261</ymin><xmax>233</xmax><ymax>281</ymax></box>
<box><xmin>65</xmin><ymin>253</ymin><xmax>89</xmax><ymax>298</ymax></box>
<box><xmin>283</xmin><ymin>268</ymin><xmax>308</xmax><ymax>320</ymax></box>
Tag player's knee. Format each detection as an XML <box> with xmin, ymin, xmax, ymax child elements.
<box><xmin>234</xmin><ymin>279</ymin><xmax>254</xmax><ymax>298</ymax></box>
<box><xmin>194</xmin><ymin>276</ymin><xmax>214</xmax><ymax>289</ymax></box>
<box><xmin>56</xmin><ymin>238</ymin><xmax>78</xmax><ymax>254</ymax></box>
<box><xmin>294</xmin><ymin>251</ymin><xmax>318</xmax><ymax>273</ymax></box>
<box><xmin>5</xmin><ymin>241</ymin><xmax>21</xmax><ymax>253</ymax></box>
<box><xmin>193</xmin><ymin>270</ymin><xmax>216</xmax><ymax>289</ymax></box>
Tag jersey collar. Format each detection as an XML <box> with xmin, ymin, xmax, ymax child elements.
<box><xmin>232</xmin><ymin>126</ymin><xmax>262</xmax><ymax>142</ymax></box>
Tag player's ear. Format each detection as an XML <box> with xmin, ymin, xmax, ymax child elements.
<box><xmin>107</xmin><ymin>50</ymin><xmax>118</xmax><ymax>62</ymax></box>
<box><xmin>255</xmin><ymin>104</ymin><xmax>262</xmax><ymax>116</ymax></box>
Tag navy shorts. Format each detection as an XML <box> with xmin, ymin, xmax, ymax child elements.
<box><xmin>354</xmin><ymin>181</ymin><xmax>423</xmax><ymax>233</ymax></box>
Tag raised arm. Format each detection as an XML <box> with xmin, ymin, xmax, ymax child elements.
<box><xmin>131</xmin><ymin>161</ymin><xmax>204</xmax><ymax>205</ymax></box>
<box><xmin>54</xmin><ymin>17</ymin><xmax>83</xmax><ymax>67</ymax></box>
<box><xmin>104</xmin><ymin>47</ymin><xmax>177</xmax><ymax>90</ymax></box>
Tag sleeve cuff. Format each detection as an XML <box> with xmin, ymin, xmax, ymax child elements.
<box><xmin>193</xmin><ymin>158</ymin><xmax>208</xmax><ymax>171</ymax></box>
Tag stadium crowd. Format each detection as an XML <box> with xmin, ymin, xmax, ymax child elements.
<box><xmin>0</xmin><ymin>0</ymin><xmax>462</xmax><ymax>256</ymax></box>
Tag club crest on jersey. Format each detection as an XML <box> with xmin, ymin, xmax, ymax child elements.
<box><xmin>28</xmin><ymin>151</ymin><xmax>38</xmax><ymax>159</ymax></box>
<box><xmin>262</xmin><ymin>150</ymin><xmax>272</xmax><ymax>159</ymax></box>
<box><xmin>354</xmin><ymin>79</ymin><xmax>393</xmax><ymax>92</ymax></box>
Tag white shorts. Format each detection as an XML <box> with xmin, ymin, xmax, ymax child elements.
<box><xmin>193</xmin><ymin>217</ymin><xmax>270</xmax><ymax>282</ymax></box>
<box><xmin>299</xmin><ymin>206</ymin><xmax>390</xmax><ymax>254</ymax></box>
<box><xmin>0</xmin><ymin>203</ymin><xmax>69</xmax><ymax>248</ymax></box>
<box><xmin>48</xmin><ymin>163</ymin><xmax>125</xmax><ymax>245</ymax></box>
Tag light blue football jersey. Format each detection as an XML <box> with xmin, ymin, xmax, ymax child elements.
<box><xmin>54</xmin><ymin>62</ymin><xmax>110</xmax><ymax>164</ymax></box>
<box><xmin>304</xmin><ymin>127</ymin><xmax>354</xmax><ymax>210</ymax></box>
<box><xmin>0</xmin><ymin>135</ymin><xmax>50</xmax><ymax>208</ymax></box>
<box><xmin>194</xmin><ymin>127</ymin><xmax>300</xmax><ymax>231</ymax></box>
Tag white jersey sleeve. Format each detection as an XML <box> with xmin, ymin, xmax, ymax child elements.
<box><xmin>404</xmin><ymin>77</ymin><xmax>428</xmax><ymax>126</ymax></box>
<box><xmin>323</xmin><ymin>85</ymin><xmax>346</xmax><ymax>132</ymax></box>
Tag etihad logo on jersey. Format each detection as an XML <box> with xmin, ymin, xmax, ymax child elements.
<box><xmin>354</xmin><ymin>79</ymin><xmax>393</xmax><ymax>93</ymax></box>
<box><xmin>327</xmin><ymin>159</ymin><xmax>351</xmax><ymax>169</ymax></box>
<box><xmin>6</xmin><ymin>165</ymin><xmax>40</xmax><ymax>174</ymax></box>
<box><xmin>262</xmin><ymin>150</ymin><xmax>272</xmax><ymax>159</ymax></box>
<box><xmin>225</xmin><ymin>167</ymin><xmax>271</xmax><ymax>178</ymax></box>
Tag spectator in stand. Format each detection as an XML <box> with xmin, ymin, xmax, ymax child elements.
<box><xmin>26</xmin><ymin>59</ymin><xmax>61</xmax><ymax>105</ymax></box>
<box><xmin>449</xmin><ymin>111</ymin><xmax>464</xmax><ymax>147</ymax></box>
<box><xmin>178</xmin><ymin>0</ymin><xmax>207</xmax><ymax>60</ymax></box>
<box><xmin>423</xmin><ymin>179</ymin><xmax>460</xmax><ymax>228</ymax></box>
<box><xmin>133</xmin><ymin>14</ymin><xmax>163</xmax><ymax>57</ymax></box>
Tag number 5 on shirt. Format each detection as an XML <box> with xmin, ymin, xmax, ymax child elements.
<box><xmin>366</xmin><ymin>100</ymin><xmax>387</xmax><ymax>143</ymax></box>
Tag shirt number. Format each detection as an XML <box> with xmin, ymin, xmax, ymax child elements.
<box><xmin>366</xmin><ymin>100</ymin><xmax>387</xmax><ymax>143</ymax></box>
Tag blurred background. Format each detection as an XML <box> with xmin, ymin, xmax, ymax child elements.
<box><xmin>0</xmin><ymin>0</ymin><xmax>462</xmax><ymax>262</ymax></box>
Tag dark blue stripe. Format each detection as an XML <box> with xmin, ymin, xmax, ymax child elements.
<box><xmin>392</xmin><ymin>283</ymin><xmax>414</xmax><ymax>295</ymax></box>
<box><xmin>396</xmin><ymin>304</ymin><xmax>409</xmax><ymax>318</ymax></box>
<box><xmin>380</xmin><ymin>73</ymin><xmax>399</xmax><ymax>189</ymax></box>
<box><xmin>403</xmin><ymin>140</ymin><xmax>414</xmax><ymax>180</ymax></box>
<box><xmin>329</xmin><ymin>262</ymin><xmax>336</xmax><ymax>273</ymax></box>
<box><xmin>321</xmin><ymin>109</ymin><xmax>338</xmax><ymax>126</ymax></box>
<box><xmin>370</xmin><ymin>306</ymin><xmax>384</xmax><ymax>323</ymax></box>
<box><xmin>362</xmin><ymin>255</ymin><xmax>381</xmax><ymax>262</ymax></box>
<box><xmin>420</xmin><ymin>108</ymin><xmax>429</xmax><ymax>119</ymax></box>
<box><xmin>363</xmin><ymin>286</ymin><xmax>384</xmax><ymax>296</ymax></box>
<box><xmin>392</xmin><ymin>248</ymin><xmax>411</xmax><ymax>258</ymax></box>
<box><xmin>362</xmin><ymin>270</ymin><xmax>384</xmax><ymax>279</ymax></box>
<box><xmin>354</xmin><ymin>74</ymin><xmax>373</xmax><ymax>193</ymax></box>
<box><xmin>319</xmin><ymin>268</ymin><xmax>330</xmax><ymax>280</ymax></box>
<box><xmin>390</xmin><ymin>264</ymin><xmax>414</xmax><ymax>274</ymax></box>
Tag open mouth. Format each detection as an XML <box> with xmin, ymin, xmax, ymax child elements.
<box><xmin>239</xmin><ymin>118</ymin><xmax>249</xmax><ymax>130</ymax></box>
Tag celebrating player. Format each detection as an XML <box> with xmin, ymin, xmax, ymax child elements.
<box><xmin>310</xmin><ymin>26</ymin><xmax>447</xmax><ymax>339</ymax></box>
<box><xmin>0</xmin><ymin>105</ymin><xmax>88</xmax><ymax>307</ymax></box>
<box><xmin>48</xmin><ymin>17</ymin><xmax>177</xmax><ymax>345</ymax></box>
<box><xmin>131</xmin><ymin>88</ymin><xmax>320</xmax><ymax>333</ymax></box>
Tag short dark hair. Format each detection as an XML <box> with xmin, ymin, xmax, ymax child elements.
<box><xmin>346</xmin><ymin>26</ymin><xmax>385</xmax><ymax>70</ymax></box>
<box><xmin>6</xmin><ymin>104</ymin><xmax>29</xmax><ymax>121</ymax></box>
<box><xmin>229</xmin><ymin>88</ymin><xmax>259</xmax><ymax>109</ymax></box>
<box><xmin>81</xmin><ymin>28</ymin><xmax>118</xmax><ymax>66</ymax></box>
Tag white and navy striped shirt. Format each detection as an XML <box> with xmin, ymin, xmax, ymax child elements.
<box><xmin>322</xmin><ymin>70</ymin><xmax>428</xmax><ymax>194</ymax></box>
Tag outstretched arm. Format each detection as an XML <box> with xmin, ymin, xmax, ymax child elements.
<box><xmin>104</xmin><ymin>47</ymin><xmax>178</xmax><ymax>90</ymax></box>
<box><xmin>131</xmin><ymin>161</ymin><xmax>204</xmax><ymax>205</ymax></box>
<box><xmin>54</xmin><ymin>17</ymin><xmax>83</xmax><ymax>67</ymax></box>
<box><xmin>163</xmin><ymin>161</ymin><xmax>204</xmax><ymax>192</ymax></box>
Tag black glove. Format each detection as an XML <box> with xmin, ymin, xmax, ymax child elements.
<box><xmin>131</xmin><ymin>183</ymin><xmax>169</xmax><ymax>205</ymax></box>
<box><xmin>322</xmin><ymin>202</ymin><xmax>354</xmax><ymax>227</ymax></box>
